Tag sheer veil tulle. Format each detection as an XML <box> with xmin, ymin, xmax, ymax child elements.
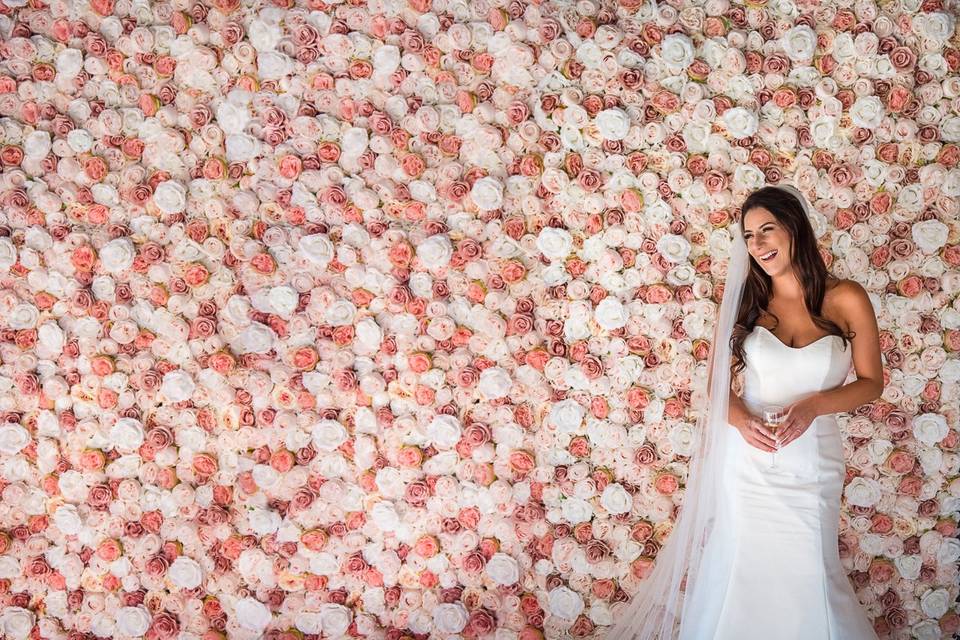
<box><xmin>605</xmin><ymin>185</ymin><xmax>812</xmax><ymax>639</ymax></box>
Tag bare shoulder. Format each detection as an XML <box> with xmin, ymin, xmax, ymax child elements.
<box><xmin>825</xmin><ymin>278</ymin><xmax>875</xmax><ymax>330</ymax></box>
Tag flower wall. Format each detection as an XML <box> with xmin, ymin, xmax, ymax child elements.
<box><xmin>0</xmin><ymin>0</ymin><xmax>959</xmax><ymax>638</ymax></box>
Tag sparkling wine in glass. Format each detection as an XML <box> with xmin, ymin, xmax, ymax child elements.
<box><xmin>762</xmin><ymin>405</ymin><xmax>786</xmax><ymax>468</ymax></box>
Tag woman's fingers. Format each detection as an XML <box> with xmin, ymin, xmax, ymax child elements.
<box><xmin>749</xmin><ymin>419</ymin><xmax>779</xmax><ymax>448</ymax></box>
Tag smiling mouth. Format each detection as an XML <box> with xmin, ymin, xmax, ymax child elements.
<box><xmin>760</xmin><ymin>250</ymin><xmax>777</xmax><ymax>262</ymax></box>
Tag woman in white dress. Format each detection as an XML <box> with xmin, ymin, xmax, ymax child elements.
<box><xmin>606</xmin><ymin>185</ymin><xmax>885</xmax><ymax>639</ymax></box>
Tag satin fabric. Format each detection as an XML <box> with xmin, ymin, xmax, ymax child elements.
<box><xmin>678</xmin><ymin>326</ymin><xmax>879</xmax><ymax>640</ymax></box>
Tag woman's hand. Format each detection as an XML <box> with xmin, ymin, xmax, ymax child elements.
<box><xmin>777</xmin><ymin>397</ymin><xmax>821</xmax><ymax>448</ymax></box>
<box><xmin>733</xmin><ymin>416</ymin><xmax>779</xmax><ymax>452</ymax></box>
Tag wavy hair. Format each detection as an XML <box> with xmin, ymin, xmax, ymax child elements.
<box><xmin>729</xmin><ymin>186</ymin><xmax>854</xmax><ymax>376</ymax></box>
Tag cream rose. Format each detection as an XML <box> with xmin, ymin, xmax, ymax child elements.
<box><xmin>1</xmin><ymin>608</ymin><xmax>35</xmax><ymax>640</ymax></box>
<box><xmin>426</xmin><ymin>414</ymin><xmax>462</xmax><ymax>450</ymax></box>
<box><xmin>600</xmin><ymin>483</ymin><xmax>633</xmax><ymax>515</ymax></box>
<box><xmin>248</xmin><ymin>508</ymin><xmax>281</xmax><ymax>536</ymax></box>
<box><xmin>780</xmin><ymin>25</ymin><xmax>817</xmax><ymax>61</ymax></box>
<box><xmin>0</xmin><ymin>238</ymin><xmax>16</xmax><ymax>270</ymax></box>
<box><xmin>656</xmin><ymin>234</ymin><xmax>692</xmax><ymax>264</ymax></box>
<box><xmin>99</xmin><ymin>238</ymin><xmax>136</xmax><ymax>273</ymax></box>
<box><xmin>594</xmin><ymin>108</ymin><xmax>631</xmax><ymax>140</ymax></box>
<box><xmin>109</xmin><ymin>418</ymin><xmax>145</xmax><ymax>452</ymax></box>
<box><xmin>235</xmin><ymin>597</ymin><xmax>272</xmax><ymax>632</ymax></box>
<box><xmin>919</xmin><ymin>588</ymin><xmax>950</xmax><ymax>618</ymax></box>
<box><xmin>912</xmin><ymin>413</ymin><xmax>948</xmax><ymax>446</ymax></box>
<box><xmin>594</xmin><ymin>297</ymin><xmax>628</xmax><ymax>331</ymax></box>
<box><xmin>849</xmin><ymin>96</ymin><xmax>884</xmax><ymax>129</ymax></box>
<box><xmin>549</xmin><ymin>399</ymin><xmax>586</xmax><ymax>433</ymax></box>
<box><xmin>373</xmin><ymin>45</ymin><xmax>400</xmax><ymax>76</ymax></box>
<box><xmin>470</xmin><ymin>176</ymin><xmax>504</xmax><ymax>211</ymax></box>
<box><xmin>660</xmin><ymin>33</ymin><xmax>695</xmax><ymax>70</ymax></box>
<box><xmin>115</xmin><ymin>607</ymin><xmax>151</xmax><ymax>637</ymax></box>
<box><xmin>0</xmin><ymin>424</ymin><xmax>29</xmax><ymax>455</ymax></box>
<box><xmin>168</xmin><ymin>556</ymin><xmax>203</xmax><ymax>589</ymax></box>
<box><xmin>548</xmin><ymin>585</ymin><xmax>585</xmax><ymax>620</ymax></box>
<box><xmin>843</xmin><ymin>477</ymin><xmax>881</xmax><ymax>508</ymax></box>
<box><xmin>416</xmin><ymin>235</ymin><xmax>453</xmax><ymax>269</ymax></box>
<box><xmin>319</xmin><ymin>604</ymin><xmax>352</xmax><ymax>635</ymax></box>
<box><xmin>433</xmin><ymin>603</ymin><xmax>468</xmax><ymax>634</ymax></box>
<box><xmin>299</xmin><ymin>233</ymin><xmax>334</xmax><ymax>266</ymax></box>
<box><xmin>311</xmin><ymin>419</ymin><xmax>349</xmax><ymax>451</ymax></box>
<box><xmin>153</xmin><ymin>181</ymin><xmax>187</xmax><ymax>214</ymax></box>
<box><xmin>160</xmin><ymin>370</ymin><xmax>195</xmax><ymax>402</ymax></box>
<box><xmin>721</xmin><ymin>107</ymin><xmax>759</xmax><ymax>139</ymax></box>
<box><xmin>53</xmin><ymin>504</ymin><xmax>83</xmax><ymax>535</ymax></box>
<box><xmin>486</xmin><ymin>553</ymin><xmax>520</xmax><ymax>585</ymax></box>
<box><xmin>560</xmin><ymin>496</ymin><xmax>593</xmax><ymax>524</ymax></box>
<box><xmin>536</xmin><ymin>227</ymin><xmax>573</xmax><ymax>261</ymax></box>
<box><xmin>6</xmin><ymin>303</ymin><xmax>38</xmax><ymax>330</ymax></box>
<box><xmin>911</xmin><ymin>220</ymin><xmax>949</xmax><ymax>254</ymax></box>
<box><xmin>478</xmin><ymin>366</ymin><xmax>512</xmax><ymax>399</ymax></box>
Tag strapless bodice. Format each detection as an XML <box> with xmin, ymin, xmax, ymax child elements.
<box><xmin>741</xmin><ymin>325</ymin><xmax>853</xmax><ymax>415</ymax></box>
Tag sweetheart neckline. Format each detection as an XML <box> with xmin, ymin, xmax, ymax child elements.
<box><xmin>754</xmin><ymin>325</ymin><xmax>846</xmax><ymax>351</ymax></box>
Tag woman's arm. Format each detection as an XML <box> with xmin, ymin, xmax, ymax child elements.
<box><xmin>810</xmin><ymin>280</ymin><xmax>884</xmax><ymax>415</ymax></box>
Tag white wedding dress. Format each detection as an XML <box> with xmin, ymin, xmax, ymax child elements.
<box><xmin>679</xmin><ymin>325</ymin><xmax>879</xmax><ymax>640</ymax></box>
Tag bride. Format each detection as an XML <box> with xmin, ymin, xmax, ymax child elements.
<box><xmin>606</xmin><ymin>185</ymin><xmax>884</xmax><ymax>639</ymax></box>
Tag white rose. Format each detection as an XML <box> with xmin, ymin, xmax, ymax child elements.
<box><xmin>938</xmin><ymin>537</ymin><xmax>960</xmax><ymax>565</ymax></box>
<box><xmin>257</xmin><ymin>51</ymin><xmax>292</xmax><ymax>80</ymax></box>
<box><xmin>115</xmin><ymin>607</ymin><xmax>151</xmax><ymax>637</ymax></box>
<box><xmin>373</xmin><ymin>45</ymin><xmax>400</xmax><ymax>76</ymax></box>
<box><xmin>248</xmin><ymin>17</ymin><xmax>281</xmax><ymax>51</ymax></box>
<box><xmin>470</xmin><ymin>176</ymin><xmax>504</xmax><ymax>211</ymax></box>
<box><xmin>916</xmin><ymin>13</ymin><xmax>956</xmax><ymax>44</ymax></box>
<box><xmin>660</xmin><ymin>33</ymin><xmax>695</xmax><ymax>70</ymax></box>
<box><xmin>911</xmin><ymin>220</ymin><xmax>949</xmax><ymax>254</ymax></box>
<box><xmin>656</xmin><ymin>234</ymin><xmax>692</xmax><ymax>264</ymax></box>
<box><xmin>255</xmin><ymin>286</ymin><xmax>294</xmax><ymax>318</ymax></box>
<box><xmin>216</xmin><ymin>100</ymin><xmax>250</xmax><ymax>134</ymax></box>
<box><xmin>6</xmin><ymin>303</ymin><xmax>39</xmax><ymax>330</ymax></box>
<box><xmin>355</xmin><ymin>318</ymin><xmax>383</xmax><ymax>353</ymax></box>
<box><xmin>248</xmin><ymin>508</ymin><xmax>281</xmax><ymax>536</ymax></box>
<box><xmin>153</xmin><ymin>181</ymin><xmax>186</xmax><ymax>214</ymax></box>
<box><xmin>341</xmin><ymin>127</ymin><xmax>369</xmax><ymax>155</ymax></box>
<box><xmin>66</xmin><ymin>129</ymin><xmax>93</xmax><ymax>153</ymax></box>
<box><xmin>426</xmin><ymin>414</ymin><xmax>462</xmax><ymax>450</ymax></box>
<box><xmin>913</xmin><ymin>413</ymin><xmax>948</xmax><ymax>446</ymax></box>
<box><xmin>24</xmin><ymin>131</ymin><xmax>51</xmax><ymax>159</ymax></box>
<box><xmin>941</xmin><ymin>116</ymin><xmax>960</xmax><ymax>143</ymax></box>
<box><xmin>230</xmin><ymin>322</ymin><xmax>276</xmax><ymax>354</ymax></box>
<box><xmin>416</xmin><ymin>235</ymin><xmax>453</xmax><ymax>269</ymax></box>
<box><xmin>477</xmin><ymin>366</ymin><xmax>512</xmax><ymax>399</ymax></box>
<box><xmin>1</xmin><ymin>607</ymin><xmax>35</xmax><ymax>640</ymax></box>
<box><xmin>781</xmin><ymin>25</ymin><xmax>817</xmax><ymax>61</ymax></box>
<box><xmin>594</xmin><ymin>108</ymin><xmax>630</xmax><ymax>140</ymax></box>
<box><xmin>37</xmin><ymin>322</ymin><xmax>65</xmax><ymax>355</ymax></box>
<box><xmin>319</xmin><ymin>603</ymin><xmax>351</xmax><ymax>635</ymax></box>
<box><xmin>109</xmin><ymin>418</ymin><xmax>145</xmax><ymax>452</ymax></box>
<box><xmin>849</xmin><ymin>96</ymin><xmax>884</xmax><ymax>129</ymax></box>
<box><xmin>324</xmin><ymin>299</ymin><xmax>356</xmax><ymax>326</ymax></box>
<box><xmin>486</xmin><ymin>553</ymin><xmax>520</xmax><ymax>585</ymax></box>
<box><xmin>99</xmin><ymin>238</ymin><xmax>136</xmax><ymax>273</ymax></box>
<box><xmin>299</xmin><ymin>233</ymin><xmax>334</xmax><ymax>266</ymax></box>
<box><xmin>168</xmin><ymin>556</ymin><xmax>203</xmax><ymax>589</ymax></box>
<box><xmin>160</xmin><ymin>370</ymin><xmax>195</xmax><ymax>402</ymax></box>
<box><xmin>433</xmin><ymin>603</ymin><xmax>469</xmax><ymax>634</ymax></box>
<box><xmin>295</xmin><ymin>613</ymin><xmax>323</xmax><ymax>635</ymax></box>
<box><xmin>561</xmin><ymin>496</ymin><xmax>593</xmax><ymax>524</ymax></box>
<box><xmin>55</xmin><ymin>48</ymin><xmax>84</xmax><ymax>77</ymax></box>
<box><xmin>594</xmin><ymin>297</ymin><xmax>628</xmax><ymax>331</ymax></box>
<box><xmin>311</xmin><ymin>419</ymin><xmax>348</xmax><ymax>451</ymax></box>
<box><xmin>549</xmin><ymin>399</ymin><xmax>585</xmax><ymax>433</ymax></box>
<box><xmin>844</xmin><ymin>477</ymin><xmax>881</xmax><ymax>507</ymax></box>
<box><xmin>919</xmin><ymin>588</ymin><xmax>950</xmax><ymax>618</ymax></box>
<box><xmin>537</xmin><ymin>227</ymin><xmax>573</xmax><ymax>261</ymax></box>
<box><xmin>894</xmin><ymin>554</ymin><xmax>922</xmax><ymax>580</ymax></box>
<box><xmin>0</xmin><ymin>238</ymin><xmax>16</xmax><ymax>270</ymax></box>
<box><xmin>668</xmin><ymin>423</ymin><xmax>697</xmax><ymax>457</ymax></box>
<box><xmin>235</xmin><ymin>597</ymin><xmax>272</xmax><ymax>632</ymax></box>
<box><xmin>912</xmin><ymin>620</ymin><xmax>942</xmax><ymax>640</ymax></box>
<box><xmin>600</xmin><ymin>483</ymin><xmax>633</xmax><ymax>515</ymax></box>
<box><xmin>548</xmin><ymin>586</ymin><xmax>585</xmax><ymax>620</ymax></box>
<box><xmin>0</xmin><ymin>425</ymin><xmax>30</xmax><ymax>455</ymax></box>
<box><xmin>225</xmin><ymin>133</ymin><xmax>261</xmax><ymax>163</ymax></box>
<box><xmin>53</xmin><ymin>504</ymin><xmax>82</xmax><ymax>535</ymax></box>
<box><xmin>0</xmin><ymin>556</ymin><xmax>19</xmax><ymax>579</ymax></box>
<box><xmin>57</xmin><ymin>469</ymin><xmax>89</xmax><ymax>502</ymax></box>
<box><xmin>370</xmin><ymin>501</ymin><xmax>400</xmax><ymax>532</ymax></box>
<box><xmin>722</xmin><ymin>107</ymin><xmax>759</xmax><ymax>139</ymax></box>
<box><xmin>810</xmin><ymin>116</ymin><xmax>839</xmax><ymax>148</ymax></box>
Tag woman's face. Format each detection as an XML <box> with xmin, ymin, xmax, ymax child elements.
<box><xmin>742</xmin><ymin>207</ymin><xmax>792</xmax><ymax>275</ymax></box>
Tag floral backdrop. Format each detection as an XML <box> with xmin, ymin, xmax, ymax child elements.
<box><xmin>0</xmin><ymin>0</ymin><xmax>958</xmax><ymax>638</ymax></box>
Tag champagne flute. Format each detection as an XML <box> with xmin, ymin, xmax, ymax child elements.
<box><xmin>762</xmin><ymin>405</ymin><xmax>786</xmax><ymax>468</ymax></box>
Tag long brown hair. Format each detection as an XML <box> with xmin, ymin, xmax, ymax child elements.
<box><xmin>729</xmin><ymin>186</ymin><xmax>854</xmax><ymax>376</ymax></box>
